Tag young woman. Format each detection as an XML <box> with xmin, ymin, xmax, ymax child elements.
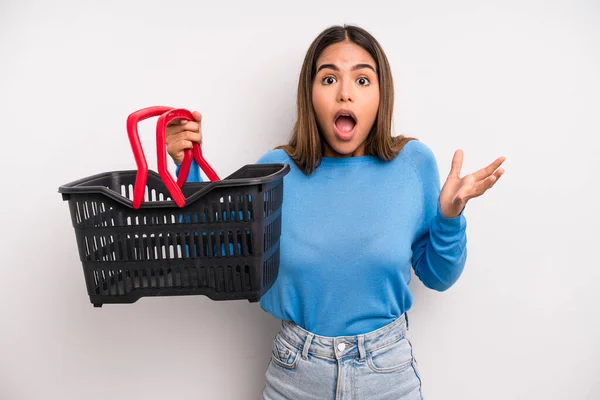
<box><xmin>167</xmin><ymin>24</ymin><xmax>505</xmax><ymax>400</ymax></box>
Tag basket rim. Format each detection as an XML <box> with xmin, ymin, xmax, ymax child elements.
<box><xmin>58</xmin><ymin>163</ymin><xmax>290</xmax><ymax>209</ymax></box>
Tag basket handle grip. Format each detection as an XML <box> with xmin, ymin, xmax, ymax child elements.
<box><xmin>126</xmin><ymin>106</ymin><xmax>220</xmax><ymax>209</ymax></box>
<box><xmin>156</xmin><ymin>108</ymin><xmax>220</xmax><ymax>208</ymax></box>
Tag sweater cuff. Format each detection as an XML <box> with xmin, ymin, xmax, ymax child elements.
<box><xmin>433</xmin><ymin>201</ymin><xmax>467</xmax><ymax>232</ymax></box>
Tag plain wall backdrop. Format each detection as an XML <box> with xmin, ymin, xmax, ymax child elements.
<box><xmin>1</xmin><ymin>0</ymin><xmax>599</xmax><ymax>399</ymax></box>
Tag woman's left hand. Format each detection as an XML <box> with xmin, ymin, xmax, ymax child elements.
<box><xmin>439</xmin><ymin>150</ymin><xmax>506</xmax><ymax>219</ymax></box>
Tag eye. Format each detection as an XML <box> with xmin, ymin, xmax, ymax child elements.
<box><xmin>322</xmin><ymin>76</ymin><xmax>337</xmax><ymax>85</ymax></box>
<box><xmin>357</xmin><ymin>77</ymin><xmax>370</xmax><ymax>86</ymax></box>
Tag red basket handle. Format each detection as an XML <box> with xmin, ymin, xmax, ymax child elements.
<box><xmin>126</xmin><ymin>106</ymin><xmax>220</xmax><ymax>209</ymax></box>
<box><xmin>156</xmin><ymin>108</ymin><xmax>220</xmax><ymax>207</ymax></box>
<box><xmin>127</xmin><ymin>106</ymin><xmax>172</xmax><ymax>209</ymax></box>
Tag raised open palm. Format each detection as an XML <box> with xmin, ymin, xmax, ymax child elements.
<box><xmin>439</xmin><ymin>150</ymin><xmax>506</xmax><ymax>219</ymax></box>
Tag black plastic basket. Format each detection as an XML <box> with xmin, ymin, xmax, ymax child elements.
<box><xmin>58</xmin><ymin>106</ymin><xmax>290</xmax><ymax>307</ymax></box>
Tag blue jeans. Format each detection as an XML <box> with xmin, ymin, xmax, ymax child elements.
<box><xmin>261</xmin><ymin>314</ymin><xmax>423</xmax><ymax>400</ymax></box>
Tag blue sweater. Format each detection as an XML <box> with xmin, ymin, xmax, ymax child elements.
<box><xmin>178</xmin><ymin>140</ymin><xmax>467</xmax><ymax>337</ymax></box>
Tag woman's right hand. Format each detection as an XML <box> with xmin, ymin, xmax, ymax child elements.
<box><xmin>166</xmin><ymin>110</ymin><xmax>203</xmax><ymax>165</ymax></box>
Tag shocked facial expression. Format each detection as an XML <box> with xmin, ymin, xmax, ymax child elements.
<box><xmin>312</xmin><ymin>40</ymin><xmax>380</xmax><ymax>158</ymax></box>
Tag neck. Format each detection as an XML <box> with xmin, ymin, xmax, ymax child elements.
<box><xmin>323</xmin><ymin>142</ymin><xmax>366</xmax><ymax>158</ymax></box>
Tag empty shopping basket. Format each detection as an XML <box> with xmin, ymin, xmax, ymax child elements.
<box><xmin>58</xmin><ymin>106</ymin><xmax>289</xmax><ymax>307</ymax></box>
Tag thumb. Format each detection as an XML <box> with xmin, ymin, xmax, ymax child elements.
<box><xmin>449</xmin><ymin>149</ymin><xmax>464</xmax><ymax>179</ymax></box>
<box><xmin>192</xmin><ymin>110</ymin><xmax>202</xmax><ymax>123</ymax></box>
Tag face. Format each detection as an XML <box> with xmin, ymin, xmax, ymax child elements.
<box><xmin>312</xmin><ymin>40</ymin><xmax>380</xmax><ymax>158</ymax></box>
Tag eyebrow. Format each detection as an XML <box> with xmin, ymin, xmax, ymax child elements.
<box><xmin>316</xmin><ymin>63</ymin><xmax>377</xmax><ymax>73</ymax></box>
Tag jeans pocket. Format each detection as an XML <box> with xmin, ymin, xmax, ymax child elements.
<box><xmin>270</xmin><ymin>334</ymin><xmax>300</xmax><ymax>370</ymax></box>
<box><xmin>367</xmin><ymin>337</ymin><xmax>414</xmax><ymax>373</ymax></box>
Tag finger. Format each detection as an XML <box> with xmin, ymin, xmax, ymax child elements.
<box><xmin>169</xmin><ymin>130</ymin><xmax>201</xmax><ymax>144</ymax></box>
<box><xmin>169</xmin><ymin>139</ymin><xmax>195</xmax><ymax>154</ymax></box>
<box><xmin>489</xmin><ymin>168</ymin><xmax>504</xmax><ymax>188</ymax></box>
<box><xmin>180</xmin><ymin>121</ymin><xmax>200</xmax><ymax>132</ymax></box>
<box><xmin>166</xmin><ymin>123</ymin><xmax>199</xmax><ymax>139</ymax></box>
<box><xmin>166</xmin><ymin>122</ymin><xmax>188</xmax><ymax>136</ymax></box>
<box><xmin>185</xmin><ymin>130</ymin><xmax>201</xmax><ymax>143</ymax></box>
<box><xmin>167</xmin><ymin>139</ymin><xmax>194</xmax><ymax>164</ymax></box>
<box><xmin>193</xmin><ymin>111</ymin><xmax>203</xmax><ymax>140</ymax></box>
<box><xmin>167</xmin><ymin>118</ymin><xmax>186</xmax><ymax>127</ymax></box>
<box><xmin>490</xmin><ymin>169</ymin><xmax>504</xmax><ymax>189</ymax></box>
<box><xmin>473</xmin><ymin>156</ymin><xmax>506</xmax><ymax>181</ymax></box>
<box><xmin>449</xmin><ymin>149</ymin><xmax>463</xmax><ymax>179</ymax></box>
<box><xmin>166</xmin><ymin>129</ymin><xmax>200</xmax><ymax>142</ymax></box>
<box><xmin>177</xmin><ymin>140</ymin><xmax>194</xmax><ymax>150</ymax></box>
<box><xmin>470</xmin><ymin>171</ymin><xmax>503</xmax><ymax>197</ymax></box>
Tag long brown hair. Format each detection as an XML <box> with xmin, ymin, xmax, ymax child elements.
<box><xmin>277</xmin><ymin>24</ymin><xmax>416</xmax><ymax>175</ymax></box>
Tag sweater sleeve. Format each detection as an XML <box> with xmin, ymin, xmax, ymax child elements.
<box><xmin>175</xmin><ymin>159</ymin><xmax>203</xmax><ymax>183</ymax></box>
<box><xmin>408</xmin><ymin>142</ymin><xmax>467</xmax><ymax>291</ymax></box>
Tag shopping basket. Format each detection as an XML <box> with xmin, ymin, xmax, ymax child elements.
<box><xmin>58</xmin><ymin>106</ymin><xmax>290</xmax><ymax>307</ymax></box>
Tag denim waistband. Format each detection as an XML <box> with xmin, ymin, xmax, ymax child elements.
<box><xmin>279</xmin><ymin>314</ymin><xmax>409</xmax><ymax>361</ymax></box>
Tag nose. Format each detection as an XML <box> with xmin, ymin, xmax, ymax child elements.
<box><xmin>337</xmin><ymin>79</ymin><xmax>354</xmax><ymax>103</ymax></box>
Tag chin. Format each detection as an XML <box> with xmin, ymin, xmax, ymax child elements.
<box><xmin>324</xmin><ymin>138</ymin><xmax>366</xmax><ymax>157</ymax></box>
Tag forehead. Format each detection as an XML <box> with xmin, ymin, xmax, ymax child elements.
<box><xmin>316</xmin><ymin>41</ymin><xmax>376</xmax><ymax>69</ymax></box>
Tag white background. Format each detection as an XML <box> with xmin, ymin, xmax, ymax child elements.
<box><xmin>1</xmin><ymin>0</ymin><xmax>599</xmax><ymax>399</ymax></box>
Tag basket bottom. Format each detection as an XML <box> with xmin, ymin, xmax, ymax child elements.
<box><xmin>90</xmin><ymin>289</ymin><xmax>260</xmax><ymax>307</ymax></box>
<box><xmin>85</xmin><ymin>263</ymin><xmax>268</xmax><ymax>307</ymax></box>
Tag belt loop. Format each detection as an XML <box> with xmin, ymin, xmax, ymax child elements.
<box><xmin>405</xmin><ymin>312</ymin><xmax>410</xmax><ymax>330</ymax></box>
<box><xmin>302</xmin><ymin>333</ymin><xmax>314</xmax><ymax>360</ymax></box>
<box><xmin>357</xmin><ymin>335</ymin><xmax>366</xmax><ymax>361</ymax></box>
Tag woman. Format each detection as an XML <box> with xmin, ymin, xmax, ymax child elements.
<box><xmin>167</xmin><ymin>24</ymin><xmax>505</xmax><ymax>400</ymax></box>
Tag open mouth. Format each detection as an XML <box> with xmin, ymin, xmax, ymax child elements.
<box><xmin>333</xmin><ymin>110</ymin><xmax>357</xmax><ymax>141</ymax></box>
